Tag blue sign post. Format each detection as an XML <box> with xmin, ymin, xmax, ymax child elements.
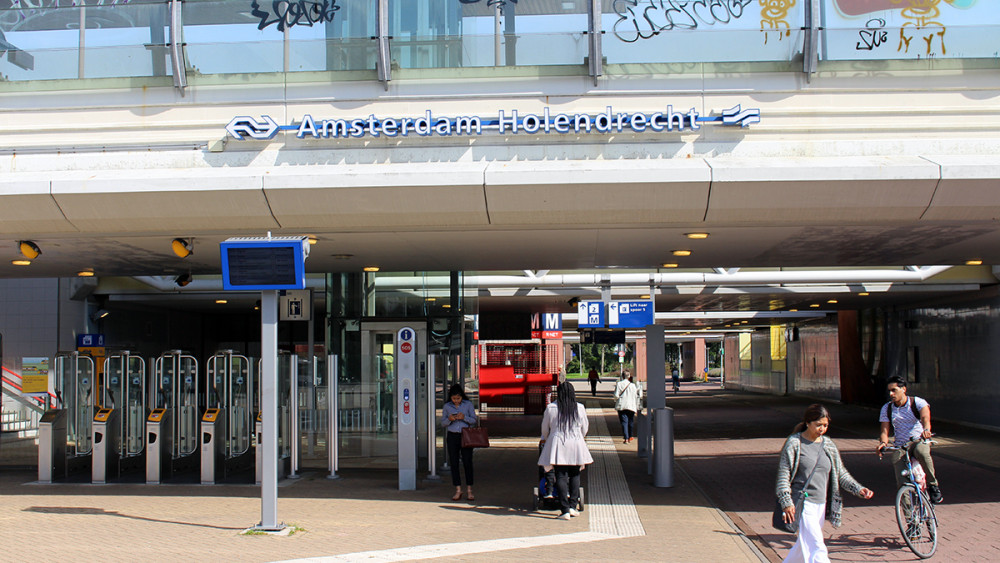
<box><xmin>220</xmin><ymin>235</ymin><xmax>309</xmax><ymax>533</ymax></box>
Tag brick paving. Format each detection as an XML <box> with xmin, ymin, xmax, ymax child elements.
<box><xmin>0</xmin><ymin>380</ymin><xmax>995</xmax><ymax>562</ymax></box>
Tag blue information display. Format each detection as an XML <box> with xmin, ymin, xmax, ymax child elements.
<box><xmin>609</xmin><ymin>301</ymin><xmax>655</xmax><ymax>328</ymax></box>
<box><xmin>220</xmin><ymin>237</ymin><xmax>309</xmax><ymax>290</ymax></box>
<box><xmin>577</xmin><ymin>301</ymin><xmax>605</xmax><ymax>328</ymax></box>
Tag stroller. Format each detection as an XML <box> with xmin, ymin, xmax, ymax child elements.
<box><xmin>532</xmin><ymin>445</ymin><xmax>585</xmax><ymax>512</ymax></box>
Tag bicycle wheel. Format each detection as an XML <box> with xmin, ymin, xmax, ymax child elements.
<box><xmin>894</xmin><ymin>485</ymin><xmax>938</xmax><ymax>558</ymax></box>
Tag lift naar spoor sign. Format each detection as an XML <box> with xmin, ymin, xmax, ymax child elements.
<box><xmin>225</xmin><ymin>105</ymin><xmax>760</xmax><ymax>141</ymax></box>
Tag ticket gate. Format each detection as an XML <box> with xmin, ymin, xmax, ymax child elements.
<box><xmin>39</xmin><ymin>352</ymin><xmax>96</xmax><ymax>482</ymax></box>
<box><xmin>255</xmin><ymin>354</ymin><xmax>295</xmax><ymax>484</ymax></box>
<box><xmin>201</xmin><ymin>351</ymin><xmax>255</xmax><ymax>484</ymax></box>
<box><xmin>147</xmin><ymin>351</ymin><xmax>200</xmax><ymax>483</ymax></box>
<box><xmin>93</xmin><ymin>351</ymin><xmax>146</xmax><ymax>483</ymax></box>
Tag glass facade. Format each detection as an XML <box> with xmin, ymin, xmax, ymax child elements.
<box><xmin>2</xmin><ymin>1</ymin><xmax>997</xmax><ymax>85</ymax></box>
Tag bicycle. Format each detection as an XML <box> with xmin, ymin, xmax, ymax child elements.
<box><xmin>880</xmin><ymin>440</ymin><xmax>938</xmax><ymax>559</ymax></box>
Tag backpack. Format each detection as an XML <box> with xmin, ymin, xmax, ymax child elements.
<box><xmin>883</xmin><ymin>396</ymin><xmax>921</xmax><ymax>436</ymax></box>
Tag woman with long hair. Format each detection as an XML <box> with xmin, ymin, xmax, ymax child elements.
<box><xmin>776</xmin><ymin>404</ymin><xmax>874</xmax><ymax>562</ymax></box>
<box><xmin>441</xmin><ymin>383</ymin><xmax>477</xmax><ymax>501</ymax></box>
<box><xmin>538</xmin><ymin>381</ymin><xmax>593</xmax><ymax>520</ymax></box>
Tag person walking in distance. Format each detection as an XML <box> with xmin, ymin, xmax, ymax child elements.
<box><xmin>441</xmin><ymin>383</ymin><xmax>477</xmax><ymax>501</ymax></box>
<box><xmin>613</xmin><ymin>372</ymin><xmax>641</xmax><ymax>444</ymax></box>
<box><xmin>538</xmin><ymin>381</ymin><xmax>593</xmax><ymax>520</ymax></box>
<box><xmin>776</xmin><ymin>404</ymin><xmax>874</xmax><ymax>563</ymax></box>
<box><xmin>588</xmin><ymin>368</ymin><xmax>600</xmax><ymax>396</ymax></box>
<box><xmin>877</xmin><ymin>376</ymin><xmax>943</xmax><ymax>504</ymax></box>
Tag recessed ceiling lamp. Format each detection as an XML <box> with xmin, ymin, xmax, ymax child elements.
<box><xmin>307</xmin><ymin>236</ymin><xmax>319</xmax><ymax>245</ymax></box>
<box><xmin>171</xmin><ymin>238</ymin><xmax>193</xmax><ymax>258</ymax></box>
<box><xmin>827</xmin><ymin>299</ymin><xmax>838</xmax><ymax>304</ymax></box>
<box><xmin>788</xmin><ymin>308</ymin><xmax>798</xmax><ymax>312</ymax></box>
<box><xmin>661</xmin><ymin>263</ymin><xmax>679</xmax><ymax>268</ymax></box>
<box><xmin>215</xmin><ymin>299</ymin><xmax>228</xmax><ymax>304</ymax></box>
<box><xmin>331</xmin><ymin>254</ymin><xmax>354</xmax><ymax>260</ymax></box>
<box><xmin>11</xmin><ymin>259</ymin><xmax>31</xmax><ymax>266</ymax></box>
<box><xmin>672</xmin><ymin>250</ymin><xmax>692</xmax><ymax>257</ymax></box>
<box><xmin>858</xmin><ymin>292</ymin><xmax>869</xmax><ymax>296</ymax></box>
<box><xmin>640</xmin><ymin>294</ymin><xmax>650</xmax><ymax>299</ymax></box>
<box><xmin>77</xmin><ymin>269</ymin><xmax>95</xmax><ymax>277</ymax></box>
<box><xmin>363</xmin><ymin>266</ymin><xmax>380</xmax><ymax>272</ymax></box>
<box><xmin>90</xmin><ymin>309</ymin><xmax>110</xmax><ymax>321</ymax></box>
<box><xmin>18</xmin><ymin>240</ymin><xmax>41</xmax><ymax>259</ymax></box>
<box><xmin>966</xmin><ymin>259</ymin><xmax>983</xmax><ymax>266</ymax></box>
<box><xmin>684</xmin><ymin>232</ymin><xmax>709</xmax><ymax>239</ymax></box>
<box><xmin>810</xmin><ymin>304</ymin><xmax>820</xmax><ymax>308</ymax></box>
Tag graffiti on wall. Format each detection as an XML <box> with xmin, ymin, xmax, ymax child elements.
<box><xmin>832</xmin><ymin>0</ymin><xmax>979</xmax><ymax>58</ymax></box>
<box><xmin>251</xmin><ymin>0</ymin><xmax>340</xmax><ymax>32</ymax></box>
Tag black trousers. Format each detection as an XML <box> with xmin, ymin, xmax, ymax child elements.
<box><xmin>554</xmin><ymin>464</ymin><xmax>581</xmax><ymax>514</ymax></box>
<box><xmin>446</xmin><ymin>431</ymin><xmax>474</xmax><ymax>486</ymax></box>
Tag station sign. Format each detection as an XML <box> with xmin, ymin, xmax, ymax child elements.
<box><xmin>225</xmin><ymin>104</ymin><xmax>760</xmax><ymax>141</ymax></box>
<box><xmin>609</xmin><ymin>300</ymin><xmax>655</xmax><ymax>328</ymax></box>
<box><xmin>577</xmin><ymin>301</ymin><xmax>605</xmax><ymax>328</ymax></box>
<box><xmin>530</xmin><ymin>312</ymin><xmax>563</xmax><ymax>339</ymax></box>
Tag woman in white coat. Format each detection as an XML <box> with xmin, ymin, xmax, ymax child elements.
<box><xmin>538</xmin><ymin>381</ymin><xmax>594</xmax><ymax>520</ymax></box>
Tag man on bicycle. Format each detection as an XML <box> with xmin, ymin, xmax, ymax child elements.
<box><xmin>877</xmin><ymin>376</ymin><xmax>943</xmax><ymax>504</ymax></box>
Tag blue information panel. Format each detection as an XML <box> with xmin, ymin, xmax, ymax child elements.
<box><xmin>220</xmin><ymin>237</ymin><xmax>309</xmax><ymax>290</ymax></box>
<box><xmin>76</xmin><ymin>334</ymin><xmax>105</xmax><ymax>347</ymax></box>
<box><xmin>609</xmin><ymin>301</ymin><xmax>654</xmax><ymax>328</ymax></box>
<box><xmin>577</xmin><ymin>301</ymin><xmax>605</xmax><ymax>328</ymax></box>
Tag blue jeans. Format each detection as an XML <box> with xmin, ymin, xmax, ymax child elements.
<box><xmin>618</xmin><ymin>409</ymin><xmax>635</xmax><ymax>441</ymax></box>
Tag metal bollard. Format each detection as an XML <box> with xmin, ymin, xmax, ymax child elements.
<box><xmin>653</xmin><ymin>407</ymin><xmax>675</xmax><ymax>487</ymax></box>
<box><xmin>636</xmin><ymin>411</ymin><xmax>649</xmax><ymax>459</ymax></box>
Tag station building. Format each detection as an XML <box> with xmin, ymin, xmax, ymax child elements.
<box><xmin>2</xmin><ymin>0</ymin><xmax>1000</xmax><ymax>479</ymax></box>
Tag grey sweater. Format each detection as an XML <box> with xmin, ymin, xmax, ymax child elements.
<box><xmin>775</xmin><ymin>433</ymin><xmax>867</xmax><ymax>528</ymax></box>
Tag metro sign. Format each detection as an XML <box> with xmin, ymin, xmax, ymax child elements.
<box><xmin>531</xmin><ymin>312</ymin><xmax>563</xmax><ymax>340</ymax></box>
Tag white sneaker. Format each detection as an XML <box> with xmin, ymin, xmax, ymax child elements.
<box><xmin>568</xmin><ymin>508</ymin><xmax>580</xmax><ymax>517</ymax></box>
<box><xmin>558</xmin><ymin>512</ymin><xmax>572</xmax><ymax>520</ymax></box>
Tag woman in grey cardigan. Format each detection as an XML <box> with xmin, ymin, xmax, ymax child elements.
<box><xmin>776</xmin><ymin>404</ymin><xmax>874</xmax><ymax>563</ymax></box>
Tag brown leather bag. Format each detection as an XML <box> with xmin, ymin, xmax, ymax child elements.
<box><xmin>461</xmin><ymin>426</ymin><xmax>490</xmax><ymax>448</ymax></box>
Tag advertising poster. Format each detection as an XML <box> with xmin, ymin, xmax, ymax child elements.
<box><xmin>20</xmin><ymin>356</ymin><xmax>49</xmax><ymax>396</ymax></box>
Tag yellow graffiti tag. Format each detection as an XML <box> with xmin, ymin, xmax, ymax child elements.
<box><xmin>892</xmin><ymin>0</ymin><xmax>947</xmax><ymax>55</ymax></box>
<box><xmin>760</xmin><ymin>0</ymin><xmax>796</xmax><ymax>44</ymax></box>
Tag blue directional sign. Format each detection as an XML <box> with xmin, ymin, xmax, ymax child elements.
<box><xmin>577</xmin><ymin>301</ymin><xmax>605</xmax><ymax>328</ymax></box>
<box><xmin>609</xmin><ymin>301</ymin><xmax>654</xmax><ymax>328</ymax></box>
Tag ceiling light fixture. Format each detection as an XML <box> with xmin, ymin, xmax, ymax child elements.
<box><xmin>810</xmin><ymin>304</ymin><xmax>820</xmax><ymax>308</ymax></box>
<box><xmin>90</xmin><ymin>309</ymin><xmax>110</xmax><ymax>322</ymax></box>
<box><xmin>661</xmin><ymin>263</ymin><xmax>679</xmax><ymax>268</ymax></box>
<box><xmin>11</xmin><ymin>259</ymin><xmax>31</xmax><ymax>266</ymax></box>
<box><xmin>671</xmin><ymin>250</ymin><xmax>692</xmax><ymax>257</ymax></box>
<box><xmin>307</xmin><ymin>236</ymin><xmax>319</xmax><ymax>245</ymax></box>
<box><xmin>965</xmin><ymin>259</ymin><xmax>983</xmax><ymax>266</ymax></box>
<box><xmin>331</xmin><ymin>254</ymin><xmax>354</xmax><ymax>260</ymax></box>
<box><xmin>827</xmin><ymin>299</ymin><xmax>838</xmax><ymax>304</ymax></box>
<box><xmin>684</xmin><ymin>232</ymin><xmax>709</xmax><ymax>239</ymax></box>
<box><xmin>215</xmin><ymin>299</ymin><xmax>228</xmax><ymax>304</ymax></box>
<box><xmin>858</xmin><ymin>292</ymin><xmax>870</xmax><ymax>296</ymax></box>
<box><xmin>363</xmin><ymin>266</ymin><xmax>380</xmax><ymax>272</ymax></box>
<box><xmin>171</xmin><ymin>238</ymin><xmax>193</xmax><ymax>258</ymax></box>
<box><xmin>77</xmin><ymin>270</ymin><xmax>95</xmax><ymax>277</ymax></box>
<box><xmin>18</xmin><ymin>240</ymin><xmax>41</xmax><ymax>260</ymax></box>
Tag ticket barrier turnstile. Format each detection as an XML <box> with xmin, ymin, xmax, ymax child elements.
<box><xmin>92</xmin><ymin>408</ymin><xmax>121</xmax><ymax>484</ymax></box>
<box><xmin>200</xmin><ymin>408</ymin><xmax>223</xmax><ymax>484</ymax></box>
<box><xmin>38</xmin><ymin>410</ymin><xmax>68</xmax><ymax>483</ymax></box>
<box><xmin>146</xmin><ymin>408</ymin><xmax>172</xmax><ymax>484</ymax></box>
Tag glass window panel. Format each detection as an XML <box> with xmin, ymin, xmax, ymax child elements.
<box><xmin>389</xmin><ymin>0</ymin><xmax>588</xmax><ymax>70</ymax></box>
<box><xmin>184</xmin><ymin>0</ymin><xmax>375</xmax><ymax>74</ymax></box>
<box><xmin>822</xmin><ymin>0</ymin><xmax>1000</xmax><ymax>61</ymax></box>
<box><xmin>602</xmin><ymin>1</ymin><xmax>804</xmax><ymax>64</ymax></box>
<box><xmin>0</xmin><ymin>0</ymin><xmax>170</xmax><ymax>81</ymax></box>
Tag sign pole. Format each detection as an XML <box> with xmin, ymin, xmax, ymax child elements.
<box><xmin>259</xmin><ymin>289</ymin><xmax>280</xmax><ymax>530</ymax></box>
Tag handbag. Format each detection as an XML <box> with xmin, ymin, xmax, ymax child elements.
<box><xmin>772</xmin><ymin>450</ymin><xmax>822</xmax><ymax>534</ymax></box>
<box><xmin>461</xmin><ymin>425</ymin><xmax>490</xmax><ymax>448</ymax></box>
